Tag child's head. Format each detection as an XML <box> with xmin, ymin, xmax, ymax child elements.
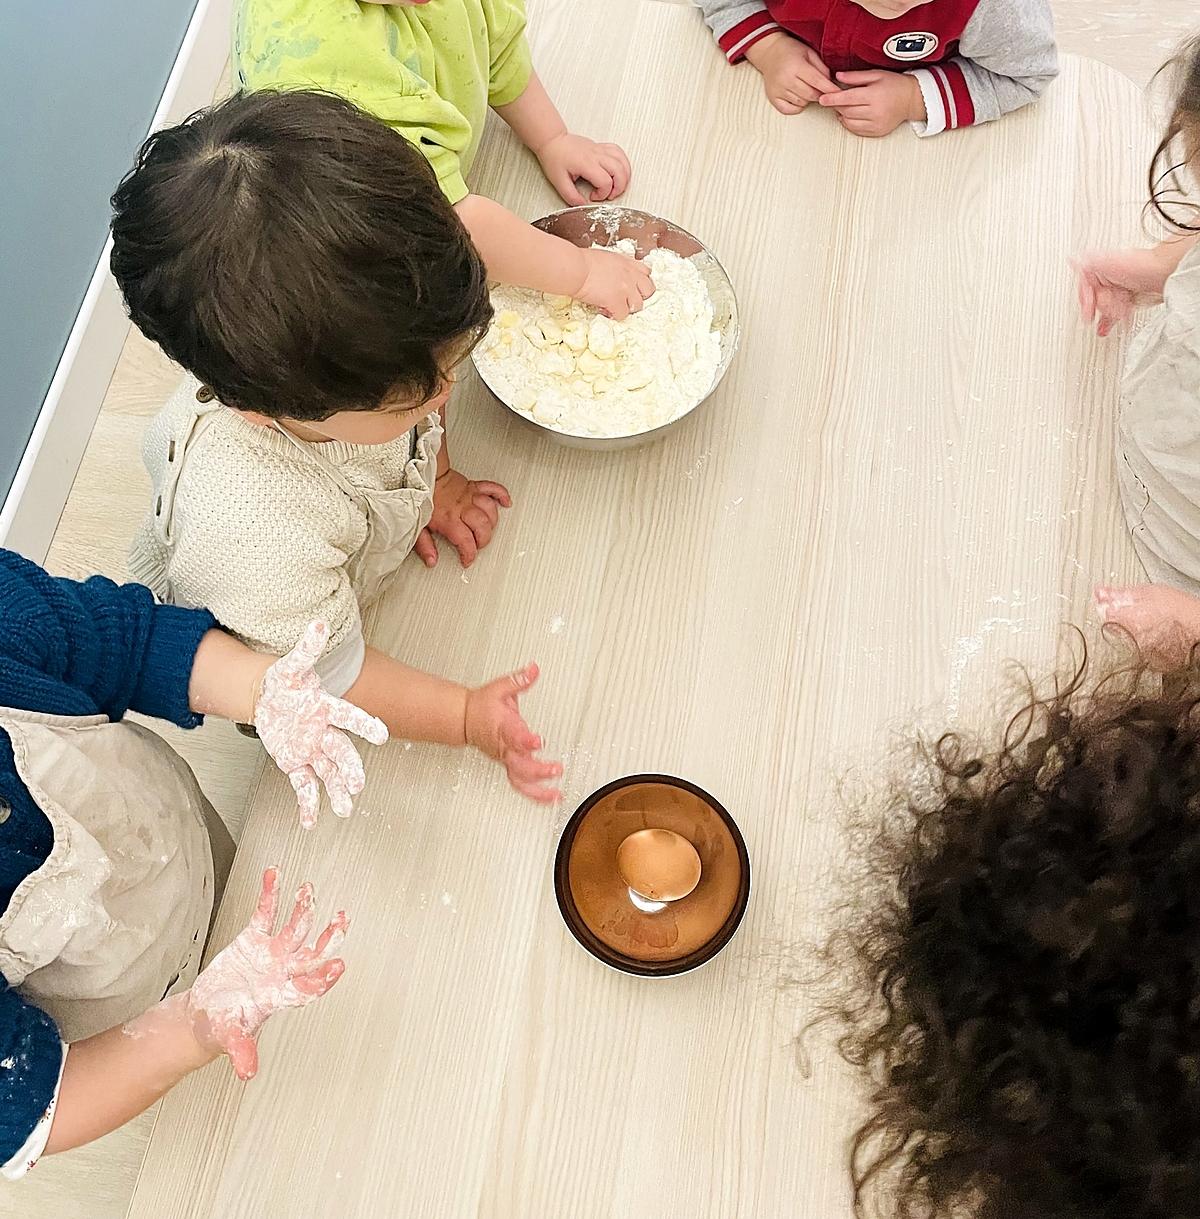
<box><xmin>110</xmin><ymin>90</ymin><xmax>491</xmax><ymax>440</ymax></box>
<box><xmin>827</xmin><ymin>653</ymin><xmax>1200</xmax><ymax>1218</ymax></box>
<box><xmin>1150</xmin><ymin>36</ymin><xmax>1200</xmax><ymax>230</ymax></box>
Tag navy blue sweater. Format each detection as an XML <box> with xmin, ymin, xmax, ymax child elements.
<box><xmin>0</xmin><ymin>549</ymin><xmax>215</xmax><ymax>1163</ymax></box>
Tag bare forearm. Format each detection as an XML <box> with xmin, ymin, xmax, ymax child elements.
<box><xmin>46</xmin><ymin>996</ymin><xmax>217</xmax><ymax>1155</ymax></box>
<box><xmin>494</xmin><ymin>72</ymin><xmax>566</xmax><ymax>154</ymax></box>
<box><xmin>454</xmin><ymin>194</ymin><xmax>586</xmax><ymax>295</ymax></box>
<box><xmin>188</xmin><ymin>628</ymin><xmax>274</xmax><ymax>723</ymax></box>
<box><xmin>1153</xmin><ymin>233</ymin><xmax>1200</xmax><ymax>281</ymax></box>
<box><xmin>343</xmin><ymin>647</ymin><xmax>468</xmax><ymax>746</ymax></box>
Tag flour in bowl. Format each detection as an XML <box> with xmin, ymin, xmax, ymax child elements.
<box><xmin>475</xmin><ymin>241</ymin><xmax>722</xmax><ymax>439</ymax></box>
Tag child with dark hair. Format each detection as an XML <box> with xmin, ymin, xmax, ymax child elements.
<box><xmin>112</xmin><ymin>90</ymin><xmax>561</xmax><ymax>804</ymax></box>
<box><xmin>235</xmin><ymin>0</ymin><xmax>653</xmax><ymax>321</ymax></box>
<box><xmin>1076</xmin><ymin>38</ymin><xmax>1200</xmax><ymax>598</ymax></box>
<box><xmin>700</xmin><ymin>0</ymin><xmax>1057</xmax><ymax>138</ymax></box>
<box><xmin>826</xmin><ymin>624</ymin><xmax>1200</xmax><ymax>1219</ymax></box>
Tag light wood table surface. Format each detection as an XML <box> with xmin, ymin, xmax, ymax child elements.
<box><xmin>125</xmin><ymin>3</ymin><xmax>1153</xmax><ymax>1216</ymax></box>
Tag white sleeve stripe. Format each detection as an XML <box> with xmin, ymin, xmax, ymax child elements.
<box><xmin>935</xmin><ymin>66</ymin><xmax>959</xmax><ymax>129</ymax></box>
<box><xmin>725</xmin><ymin>21</ymin><xmax>782</xmax><ymax>61</ymax></box>
<box><xmin>1</xmin><ymin>1041</ymin><xmax>68</xmax><ymax>1180</ymax></box>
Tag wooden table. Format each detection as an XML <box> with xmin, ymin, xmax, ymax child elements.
<box><xmin>126</xmin><ymin>3</ymin><xmax>1153</xmax><ymax>1215</ymax></box>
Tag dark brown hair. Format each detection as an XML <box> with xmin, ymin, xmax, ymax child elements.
<box><xmin>1149</xmin><ymin>36</ymin><xmax>1200</xmax><ymax>232</ymax></box>
<box><xmin>110</xmin><ymin>89</ymin><xmax>491</xmax><ymax>420</ymax></box>
<box><xmin>825</xmin><ymin>644</ymin><xmax>1200</xmax><ymax>1218</ymax></box>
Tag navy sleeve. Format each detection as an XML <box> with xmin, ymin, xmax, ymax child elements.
<box><xmin>0</xmin><ymin>549</ymin><xmax>216</xmax><ymax>728</ymax></box>
<box><xmin>0</xmin><ymin>985</ymin><xmax>62</xmax><ymax>1165</ymax></box>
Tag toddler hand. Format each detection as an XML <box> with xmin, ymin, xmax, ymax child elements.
<box><xmin>744</xmin><ymin>32</ymin><xmax>837</xmax><ymax>115</ymax></box>
<box><xmin>416</xmin><ymin>469</ymin><xmax>511</xmax><ymax>569</ymax></box>
<box><xmin>254</xmin><ymin>621</ymin><xmax>389</xmax><ymax>829</ymax></box>
<box><xmin>1072</xmin><ymin>249</ymin><xmax>1167</xmax><ymax>337</ymax></box>
<box><xmin>577</xmin><ymin>246</ymin><xmax>655</xmax><ymax>320</ymax></box>
<box><xmin>819</xmin><ymin>70</ymin><xmax>925</xmax><ymax>137</ymax></box>
<box><xmin>1096</xmin><ymin>583</ymin><xmax>1200</xmax><ymax>671</ymax></box>
<box><xmin>465</xmin><ymin>663</ymin><xmax>561</xmax><ymax>803</ymax></box>
<box><xmin>537</xmin><ymin>132</ymin><xmax>631</xmax><ymax>206</ymax></box>
<box><xmin>187</xmin><ymin>868</ymin><xmax>347</xmax><ymax>1081</ymax></box>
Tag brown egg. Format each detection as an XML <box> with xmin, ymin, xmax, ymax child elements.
<box><xmin>616</xmin><ymin>828</ymin><xmax>702</xmax><ymax>902</ymax></box>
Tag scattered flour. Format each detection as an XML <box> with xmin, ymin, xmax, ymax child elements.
<box><xmin>475</xmin><ymin>241</ymin><xmax>721</xmax><ymax>439</ymax></box>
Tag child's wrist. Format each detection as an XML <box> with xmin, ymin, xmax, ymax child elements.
<box><xmin>458</xmin><ymin>686</ymin><xmax>473</xmax><ymax>750</ymax></box>
<box><xmin>744</xmin><ymin>31</ymin><xmax>784</xmax><ymax>70</ymax></box>
<box><xmin>564</xmin><ymin>242</ymin><xmax>591</xmax><ymax>298</ymax></box>
<box><xmin>905</xmin><ymin>74</ymin><xmax>926</xmax><ymax>123</ymax></box>
<box><xmin>529</xmin><ymin>124</ymin><xmax>569</xmax><ymax>160</ymax></box>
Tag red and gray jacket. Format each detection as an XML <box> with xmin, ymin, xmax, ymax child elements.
<box><xmin>700</xmin><ymin>0</ymin><xmax>1058</xmax><ymax>135</ymax></box>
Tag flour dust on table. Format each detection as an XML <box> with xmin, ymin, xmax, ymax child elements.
<box><xmin>476</xmin><ymin>241</ymin><xmax>722</xmax><ymax>438</ymax></box>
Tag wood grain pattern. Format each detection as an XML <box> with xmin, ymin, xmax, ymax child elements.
<box><xmin>111</xmin><ymin>4</ymin><xmax>1154</xmax><ymax>1216</ymax></box>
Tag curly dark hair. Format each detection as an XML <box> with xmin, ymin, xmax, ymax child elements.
<box><xmin>826</xmin><ymin>646</ymin><xmax>1200</xmax><ymax>1219</ymax></box>
<box><xmin>110</xmin><ymin>89</ymin><xmax>491</xmax><ymax>421</ymax></box>
<box><xmin>1149</xmin><ymin>36</ymin><xmax>1200</xmax><ymax>232</ymax></box>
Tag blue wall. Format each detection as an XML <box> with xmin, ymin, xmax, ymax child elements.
<box><xmin>0</xmin><ymin>0</ymin><xmax>198</xmax><ymax>499</ymax></box>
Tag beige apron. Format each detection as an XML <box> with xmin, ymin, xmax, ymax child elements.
<box><xmin>150</xmin><ymin>390</ymin><xmax>441</xmax><ymax>611</ymax></box>
<box><xmin>270</xmin><ymin>415</ymin><xmax>442</xmax><ymax>607</ymax></box>
<box><xmin>0</xmin><ymin>707</ymin><xmax>233</xmax><ymax>1042</ymax></box>
<box><xmin>1117</xmin><ymin>244</ymin><xmax>1200</xmax><ymax>594</ymax></box>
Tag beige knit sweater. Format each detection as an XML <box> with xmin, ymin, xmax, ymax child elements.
<box><xmin>130</xmin><ymin>376</ymin><xmax>442</xmax><ymax>695</ymax></box>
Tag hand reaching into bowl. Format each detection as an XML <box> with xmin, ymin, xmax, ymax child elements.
<box><xmin>576</xmin><ymin>246</ymin><xmax>655</xmax><ymax>320</ymax></box>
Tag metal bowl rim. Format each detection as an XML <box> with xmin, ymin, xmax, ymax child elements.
<box><xmin>471</xmin><ymin>206</ymin><xmax>740</xmax><ymax>445</ymax></box>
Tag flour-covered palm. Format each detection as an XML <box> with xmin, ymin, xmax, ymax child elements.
<box><xmin>1095</xmin><ymin>583</ymin><xmax>1200</xmax><ymax>670</ymax></box>
<box><xmin>254</xmin><ymin>621</ymin><xmax>389</xmax><ymax>828</ymax></box>
<box><xmin>187</xmin><ymin>868</ymin><xmax>348</xmax><ymax>1081</ymax></box>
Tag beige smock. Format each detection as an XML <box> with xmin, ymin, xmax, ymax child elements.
<box><xmin>133</xmin><ymin>382</ymin><xmax>442</xmax><ymax>696</ymax></box>
<box><xmin>1118</xmin><ymin>242</ymin><xmax>1200</xmax><ymax>592</ymax></box>
<box><xmin>0</xmin><ymin>706</ymin><xmax>233</xmax><ymax>1042</ymax></box>
<box><xmin>269</xmin><ymin>418</ymin><xmax>441</xmax><ymax>608</ymax></box>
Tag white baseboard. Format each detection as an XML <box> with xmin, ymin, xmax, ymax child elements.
<box><xmin>0</xmin><ymin>0</ymin><xmax>233</xmax><ymax>563</ymax></box>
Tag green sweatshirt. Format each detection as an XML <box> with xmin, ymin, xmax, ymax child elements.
<box><xmin>234</xmin><ymin>0</ymin><xmax>533</xmax><ymax>202</ymax></box>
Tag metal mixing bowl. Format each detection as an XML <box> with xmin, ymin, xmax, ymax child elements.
<box><xmin>472</xmin><ymin>206</ymin><xmax>740</xmax><ymax>451</ymax></box>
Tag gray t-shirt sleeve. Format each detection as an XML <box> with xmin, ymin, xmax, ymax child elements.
<box><xmin>698</xmin><ymin>0</ymin><xmax>773</xmax><ymax>55</ymax></box>
<box><xmin>958</xmin><ymin>0</ymin><xmax>1059</xmax><ymax>123</ymax></box>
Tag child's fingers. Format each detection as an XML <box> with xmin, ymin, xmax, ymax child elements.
<box><xmin>271</xmin><ymin>620</ymin><xmax>331</xmax><ymax>682</ymax></box>
<box><xmin>465</xmin><ymin>501</ymin><xmax>497</xmax><ymax>539</ymax></box>
<box><xmin>471</xmin><ymin>480</ymin><xmax>511</xmax><ymax>507</ymax></box>
<box><xmin>250</xmin><ymin>866</ymin><xmax>281</xmax><ymax>934</ymax></box>
<box><xmin>462</xmin><ymin>509</ymin><xmax>494</xmax><ymax>551</ymax></box>
<box><xmin>320</xmin><ymin>728</ymin><xmax>366</xmax><ymax>795</ymax></box>
<box><xmin>819</xmin><ymin>88</ymin><xmax>871</xmax><ymax>109</ymax></box>
<box><xmin>799</xmin><ymin>63</ymin><xmax>838</xmax><ymax>95</ymax></box>
<box><xmin>308</xmin><ymin>910</ymin><xmax>350</xmax><ymax>961</ymax></box>
<box><xmin>770</xmin><ymin>94</ymin><xmax>805</xmax><ymax>116</ymax></box>
<box><xmin>277</xmin><ymin>882</ymin><xmax>316</xmax><ymax>953</ymax></box>
<box><xmin>584</xmin><ymin>162</ymin><xmax>615</xmax><ymax>201</ymax></box>
<box><xmin>442</xmin><ymin>518</ymin><xmax>478</xmax><ymax>568</ymax></box>
<box><xmin>414</xmin><ymin>527</ymin><xmax>439</xmax><ymax>569</ymax></box>
<box><xmin>313</xmin><ymin>755</ymin><xmax>354</xmax><ymax>818</ymax></box>
<box><xmin>502</xmin><ymin>719</ymin><xmax>543</xmax><ymax>754</ymax></box>
<box><xmin>836</xmin><ymin>70</ymin><xmax>884</xmax><ymax>85</ymax></box>
<box><xmin>1076</xmin><ymin>270</ymin><xmax>1096</xmax><ymax>322</ymax></box>
<box><xmin>553</xmin><ymin>171</ymin><xmax>587</xmax><ymax>207</ymax></box>
<box><xmin>225</xmin><ymin>1027</ymin><xmax>260</xmax><ymax>1081</ymax></box>
<box><xmin>292</xmin><ymin>958</ymin><xmax>345</xmax><ymax>998</ymax></box>
<box><xmin>600</xmin><ymin>147</ymin><xmax>631</xmax><ymax>195</ymax></box>
<box><xmin>468</xmin><ymin>495</ymin><xmax>501</xmax><ymax>531</ymax></box>
<box><xmin>289</xmin><ymin>767</ymin><xmax>321</xmax><ymax>829</ymax></box>
<box><xmin>508</xmin><ymin>771</ymin><xmax>563</xmax><ymax>804</ymax></box>
<box><xmin>323</xmin><ymin>696</ymin><xmax>389</xmax><ymax>747</ymax></box>
<box><xmin>505</xmin><ymin>750</ymin><xmax>562</xmax><ymax>783</ymax></box>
